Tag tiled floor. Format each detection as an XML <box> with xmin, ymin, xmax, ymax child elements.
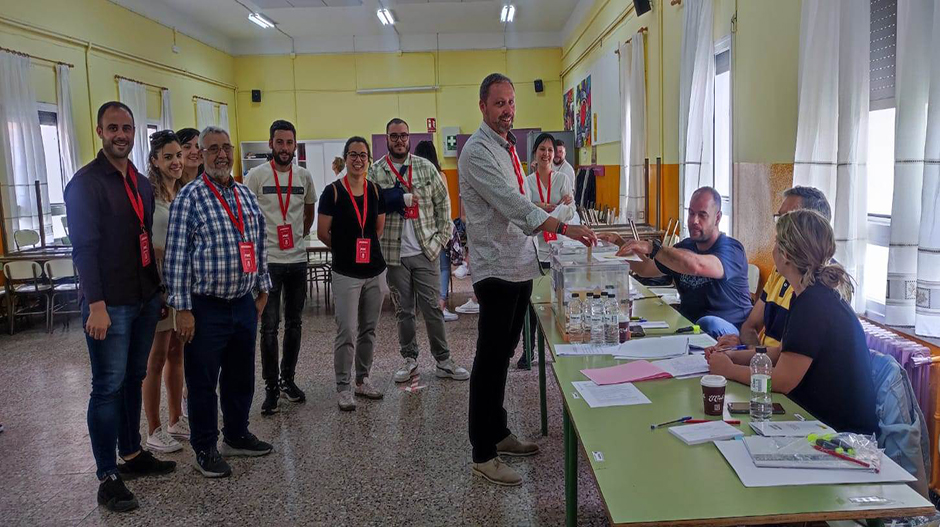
<box><xmin>0</xmin><ymin>276</ymin><xmax>611</xmax><ymax>526</ymax></box>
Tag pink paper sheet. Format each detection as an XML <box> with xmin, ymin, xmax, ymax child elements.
<box><xmin>580</xmin><ymin>360</ymin><xmax>672</xmax><ymax>385</ymax></box>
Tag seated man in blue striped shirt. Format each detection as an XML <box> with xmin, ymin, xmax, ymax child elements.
<box><xmin>164</xmin><ymin>126</ymin><xmax>274</xmax><ymax>478</ymax></box>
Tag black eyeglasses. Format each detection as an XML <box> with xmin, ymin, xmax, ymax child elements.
<box><xmin>346</xmin><ymin>152</ymin><xmax>369</xmax><ymax>161</ymax></box>
<box><xmin>388</xmin><ymin>133</ymin><xmax>410</xmax><ymax>143</ymax></box>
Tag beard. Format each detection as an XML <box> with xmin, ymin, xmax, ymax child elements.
<box><xmin>205</xmin><ymin>164</ymin><xmax>231</xmax><ymax>180</ymax></box>
<box><xmin>103</xmin><ymin>138</ymin><xmax>131</xmax><ymax>160</ymax></box>
<box><xmin>387</xmin><ymin>141</ymin><xmax>410</xmax><ymax>161</ymax></box>
<box><xmin>273</xmin><ymin>150</ymin><xmax>294</xmax><ymax>166</ymax></box>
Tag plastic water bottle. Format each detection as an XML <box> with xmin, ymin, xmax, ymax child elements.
<box><xmin>605</xmin><ymin>291</ymin><xmax>619</xmax><ymax>344</ymax></box>
<box><xmin>590</xmin><ymin>293</ymin><xmax>606</xmax><ymax>344</ymax></box>
<box><xmin>567</xmin><ymin>292</ymin><xmax>583</xmax><ymax>343</ymax></box>
<box><xmin>749</xmin><ymin>347</ymin><xmax>773</xmax><ymax>421</ymax></box>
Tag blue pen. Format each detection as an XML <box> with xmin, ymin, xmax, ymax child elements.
<box><xmin>650</xmin><ymin>416</ymin><xmax>692</xmax><ymax>430</ymax></box>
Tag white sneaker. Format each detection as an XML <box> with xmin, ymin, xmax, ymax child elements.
<box><xmin>337</xmin><ymin>390</ymin><xmax>356</xmax><ymax>411</ymax></box>
<box><xmin>455</xmin><ymin>299</ymin><xmax>480</xmax><ymax>314</ymax></box>
<box><xmin>454</xmin><ymin>263</ymin><xmax>469</xmax><ymax>279</ymax></box>
<box><xmin>393</xmin><ymin>358</ymin><xmax>419</xmax><ymax>383</ymax></box>
<box><xmin>355</xmin><ymin>377</ymin><xmax>385</xmax><ymax>399</ymax></box>
<box><xmin>167</xmin><ymin>416</ymin><xmax>190</xmax><ymax>441</ymax></box>
<box><xmin>442</xmin><ymin>308</ymin><xmax>458</xmax><ymax>322</ymax></box>
<box><xmin>146</xmin><ymin>424</ymin><xmax>183</xmax><ymax>453</ymax></box>
<box><xmin>436</xmin><ymin>358</ymin><xmax>470</xmax><ymax>381</ymax></box>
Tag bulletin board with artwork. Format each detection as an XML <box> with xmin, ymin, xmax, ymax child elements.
<box><xmin>576</xmin><ymin>76</ymin><xmax>592</xmax><ymax>148</ymax></box>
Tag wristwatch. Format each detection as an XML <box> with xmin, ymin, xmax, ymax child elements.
<box><xmin>649</xmin><ymin>239</ymin><xmax>662</xmax><ymax>260</ymax></box>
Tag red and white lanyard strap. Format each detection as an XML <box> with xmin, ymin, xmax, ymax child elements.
<box><xmin>342</xmin><ymin>176</ymin><xmax>368</xmax><ymax>237</ymax></box>
<box><xmin>122</xmin><ymin>165</ymin><xmax>152</xmax><ymax>267</ymax></box>
<box><xmin>203</xmin><ymin>173</ymin><xmax>245</xmax><ymax>240</ymax></box>
<box><xmin>536</xmin><ymin>171</ymin><xmax>552</xmax><ymax>204</ymax></box>
<box><xmin>508</xmin><ymin>144</ymin><xmax>525</xmax><ymax>195</ymax></box>
<box><xmin>386</xmin><ymin>155</ymin><xmax>412</xmax><ymax>190</ymax></box>
<box><xmin>271</xmin><ymin>160</ymin><xmax>293</xmax><ymax>223</ymax></box>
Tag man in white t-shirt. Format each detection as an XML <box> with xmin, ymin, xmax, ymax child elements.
<box><xmin>244</xmin><ymin>120</ymin><xmax>316</xmax><ymax>416</ymax></box>
<box><xmin>552</xmin><ymin>139</ymin><xmax>576</xmax><ymax>186</ymax></box>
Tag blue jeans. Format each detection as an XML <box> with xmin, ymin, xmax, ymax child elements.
<box><xmin>185</xmin><ymin>294</ymin><xmax>257</xmax><ymax>454</ymax></box>
<box><xmin>696</xmin><ymin>315</ymin><xmax>740</xmax><ymax>339</ymax></box>
<box><xmin>84</xmin><ymin>293</ymin><xmax>162</xmax><ymax>480</ymax></box>
<box><xmin>439</xmin><ymin>251</ymin><xmax>451</xmax><ymax>302</ymax></box>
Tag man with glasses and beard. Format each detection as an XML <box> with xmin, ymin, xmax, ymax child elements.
<box><xmin>244</xmin><ymin>120</ymin><xmax>316</xmax><ymax>415</ymax></box>
<box><xmin>65</xmin><ymin>101</ymin><xmax>175</xmax><ymax>512</ymax></box>
<box><xmin>551</xmin><ymin>139</ymin><xmax>576</xmax><ymax>186</ymax></box>
<box><xmin>164</xmin><ymin>126</ymin><xmax>274</xmax><ymax>479</ymax></box>
<box><xmin>367</xmin><ymin>118</ymin><xmax>469</xmax><ymax>385</ymax></box>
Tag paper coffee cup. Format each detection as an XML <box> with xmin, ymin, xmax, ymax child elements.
<box><xmin>700</xmin><ymin>375</ymin><xmax>727</xmax><ymax>416</ymax></box>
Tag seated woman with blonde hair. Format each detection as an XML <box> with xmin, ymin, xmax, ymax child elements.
<box><xmin>707</xmin><ymin>209</ymin><xmax>877</xmax><ymax>435</ymax></box>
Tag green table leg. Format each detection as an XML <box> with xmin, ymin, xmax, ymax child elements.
<box><xmin>522</xmin><ymin>308</ymin><xmax>533</xmax><ymax>370</ymax></box>
<box><xmin>564</xmin><ymin>407</ymin><xmax>578</xmax><ymax>527</ymax></box>
<box><xmin>538</xmin><ymin>327</ymin><xmax>548</xmax><ymax>436</ymax></box>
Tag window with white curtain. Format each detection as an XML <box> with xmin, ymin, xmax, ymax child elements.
<box><xmin>37</xmin><ymin>104</ymin><xmax>67</xmax><ymax>240</ymax></box>
<box><xmin>147</xmin><ymin>122</ymin><xmax>159</xmax><ymax>144</ymax></box>
<box><xmin>714</xmin><ymin>38</ymin><xmax>732</xmax><ymax>234</ymax></box>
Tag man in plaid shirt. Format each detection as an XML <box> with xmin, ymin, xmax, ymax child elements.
<box><xmin>164</xmin><ymin>126</ymin><xmax>274</xmax><ymax>479</ymax></box>
<box><xmin>368</xmin><ymin>118</ymin><xmax>469</xmax><ymax>383</ymax></box>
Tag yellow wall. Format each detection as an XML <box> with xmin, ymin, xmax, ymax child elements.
<box><xmin>234</xmin><ymin>48</ymin><xmax>563</xmax><ymax>170</ymax></box>
<box><xmin>0</xmin><ymin>0</ymin><xmax>238</xmax><ymax>170</ymax></box>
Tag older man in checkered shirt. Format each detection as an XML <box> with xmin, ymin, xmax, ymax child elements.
<box><xmin>368</xmin><ymin>118</ymin><xmax>469</xmax><ymax>384</ymax></box>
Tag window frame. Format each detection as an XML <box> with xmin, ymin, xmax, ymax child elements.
<box><xmin>864</xmin><ymin>103</ymin><xmax>894</xmax><ymax>320</ymax></box>
<box><xmin>713</xmin><ymin>35</ymin><xmax>733</xmax><ymax>235</ymax></box>
<box><xmin>36</xmin><ymin>103</ymin><xmax>69</xmax><ymax>241</ymax></box>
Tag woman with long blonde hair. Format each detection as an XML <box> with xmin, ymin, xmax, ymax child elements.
<box><xmin>142</xmin><ymin>130</ymin><xmax>188</xmax><ymax>452</ymax></box>
<box><xmin>707</xmin><ymin>209</ymin><xmax>877</xmax><ymax>434</ymax></box>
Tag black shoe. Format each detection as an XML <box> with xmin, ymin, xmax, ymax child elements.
<box><xmin>280</xmin><ymin>378</ymin><xmax>306</xmax><ymax>403</ymax></box>
<box><xmin>261</xmin><ymin>387</ymin><xmax>280</xmax><ymax>416</ymax></box>
<box><xmin>195</xmin><ymin>448</ymin><xmax>232</xmax><ymax>478</ymax></box>
<box><xmin>219</xmin><ymin>431</ymin><xmax>273</xmax><ymax>457</ymax></box>
<box><xmin>117</xmin><ymin>449</ymin><xmax>176</xmax><ymax>479</ymax></box>
<box><xmin>97</xmin><ymin>474</ymin><xmax>139</xmax><ymax>512</ymax></box>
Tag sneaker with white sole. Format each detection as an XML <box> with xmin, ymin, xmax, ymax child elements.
<box><xmin>436</xmin><ymin>358</ymin><xmax>470</xmax><ymax>381</ymax></box>
<box><xmin>355</xmin><ymin>377</ymin><xmax>384</xmax><ymax>399</ymax></box>
<box><xmin>337</xmin><ymin>390</ymin><xmax>356</xmax><ymax>411</ymax></box>
<box><xmin>455</xmin><ymin>299</ymin><xmax>480</xmax><ymax>314</ymax></box>
<box><xmin>393</xmin><ymin>358</ymin><xmax>419</xmax><ymax>383</ymax></box>
<box><xmin>454</xmin><ymin>263</ymin><xmax>470</xmax><ymax>279</ymax></box>
<box><xmin>471</xmin><ymin>457</ymin><xmax>522</xmax><ymax>486</ymax></box>
<box><xmin>442</xmin><ymin>308</ymin><xmax>458</xmax><ymax>322</ymax></box>
<box><xmin>146</xmin><ymin>424</ymin><xmax>183</xmax><ymax>453</ymax></box>
<box><xmin>167</xmin><ymin>416</ymin><xmax>190</xmax><ymax>441</ymax></box>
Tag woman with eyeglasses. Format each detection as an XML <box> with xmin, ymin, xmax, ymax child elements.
<box><xmin>317</xmin><ymin>137</ymin><xmax>387</xmax><ymax>411</ymax></box>
<box><xmin>142</xmin><ymin>130</ymin><xmax>188</xmax><ymax>453</ymax></box>
<box><xmin>176</xmin><ymin>128</ymin><xmax>202</xmax><ymax>185</ymax></box>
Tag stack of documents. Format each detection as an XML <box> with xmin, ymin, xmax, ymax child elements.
<box><xmin>555</xmin><ymin>343</ymin><xmax>622</xmax><ymax>356</ymax></box>
<box><xmin>571</xmin><ymin>381</ymin><xmax>652</xmax><ymax>408</ymax></box>
<box><xmin>580</xmin><ymin>360</ymin><xmax>671</xmax><ymax>385</ymax></box>
<box><xmin>669</xmin><ymin>421</ymin><xmax>744</xmax><ymax>445</ymax></box>
<box><xmin>749</xmin><ymin>420</ymin><xmax>836</xmax><ymax>437</ymax></box>
<box><xmin>651</xmin><ymin>354</ymin><xmax>710</xmax><ymax>378</ymax></box>
<box><xmin>613</xmin><ymin>335</ymin><xmax>689</xmax><ymax>360</ymax></box>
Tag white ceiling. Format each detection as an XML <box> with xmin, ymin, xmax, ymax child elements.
<box><xmin>109</xmin><ymin>0</ymin><xmax>583</xmax><ymax>55</ymax></box>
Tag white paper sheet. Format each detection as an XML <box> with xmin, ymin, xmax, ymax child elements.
<box><xmin>715</xmin><ymin>440</ymin><xmax>915</xmax><ymax>488</ymax></box>
<box><xmin>688</xmin><ymin>333</ymin><xmax>718</xmax><ymax>349</ymax></box>
<box><xmin>749</xmin><ymin>421</ymin><xmax>836</xmax><ymax>437</ymax></box>
<box><xmin>555</xmin><ymin>343</ymin><xmax>621</xmax><ymax>356</ymax></box>
<box><xmin>652</xmin><ymin>354</ymin><xmax>710</xmax><ymax>378</ymax></box>
<box><xmin>571</xmin><ymin>381</ymin><xmax>652</xmax><ymax>408</ymax></box>
<box><xmin>637</xmin><ymin>320</ymin><xmax>670</xmax><ymax>329</ymax></box>
<box><xmin>668</xmin><ymin>421</ymin><xmax>745</xmax><ymax>445</ymax></box>
<box><xmin>592</xmin><ymin>252</ymin><xmax>642</xmax><ymax>263</ymax></box>
<box><xmin>613</xmin><ymin>335</ymin><xmax>689</xmax><ymax>360</ymax></box>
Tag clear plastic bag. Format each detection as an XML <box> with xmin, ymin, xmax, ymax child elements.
<box><xmin>742</xmin><ymin>432</ymin><xmax>882</xmax><ymax>472</ymax></box>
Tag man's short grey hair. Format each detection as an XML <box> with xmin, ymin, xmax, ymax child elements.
<box><xmin>199</xmin><ymin>126</ymin><xmax>230</xmax><ymax>148</ymax></box>
<box><xmin>479</xmin><ymin>73</ymin><xmax>514</xmax><ymax>102</ymax></box>
<box><xmin>691</xmin><ymin>186</ymin><xmax>722</xmax><ymax>212</ymax></box>
<box><xmin>784</xmin><ymin>186</ymin><xmax>831</xmax><ymax>222</ymax></box>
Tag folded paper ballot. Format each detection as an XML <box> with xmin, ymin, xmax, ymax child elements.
<box><xmin>580</xmin><ymin>360</ymin><xmax>671</xmax><ymax>385</ymax></box>
<box><xmin>669</xmin><ymin>420</ymin><xmax>744</xmax><ymax>445</ymax></box>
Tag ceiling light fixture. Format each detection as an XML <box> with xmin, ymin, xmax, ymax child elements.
<box><xmin>500</xmin><ymin>4</ymin><xmax>516</xmax><ymax>23</ymax></box>
<box><xmin>248</xmin><ymin>12</ymin><xmax>275</xmax><ymax>29</ymax></box>
<box><xmin>377</xmin><ymin>8</ymin><xmax>395</xmax><ymax>26</ymax></box>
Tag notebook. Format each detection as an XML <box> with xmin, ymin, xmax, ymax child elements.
<box><xmin>668</xmin><ymin>420</ymin><xmax>745</xmax><ymax>445</ymax></box>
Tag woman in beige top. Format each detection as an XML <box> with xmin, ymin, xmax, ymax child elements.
<box><xmin>141</xmin><ymin>130</ymin><xmax>187</xmax><ymax>453</ymax></box>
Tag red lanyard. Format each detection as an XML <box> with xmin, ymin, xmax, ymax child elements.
<box><xmin>202</xmin><ymin>174</ymin><xmax>245</xmax><ymax>239</ymax></box>
<box><xmin>536</xmin><ymin>171</ymin><xmax>552</xmax><ymax>204</ymax></box>
<box><xmin>386</xmin><ymin>155</ymin><xmax>412</xmax><ymax>190</ymax></box>
<box><xmin>121</xmin><ymin>165</ymin><xmax>145</xmax><ymax>231</ymax></box>
<box><xmin>508</xmin><ymin>145</ymin><xmax>525</xmax><ymax>195</ymax></box>
<box><xmin>271</xmin><ymin>161</ymin><xmax>293</xmax><ymax>223</ymax></box>
<box><xmin>342</xmin><ymin>176</ymin><xmax>368</xmax><ymax>237</ymax></box>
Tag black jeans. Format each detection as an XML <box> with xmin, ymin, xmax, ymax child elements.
<box><xmin>469</xmin><ymin>277</ymin><xmax>532</xmax><ymax>463</ymax></box>
<box><xmin>260</xmin><ymin>262</ymin><xmax>307</xmax><ymax>388</ymax></box>
<box><xmin>185</xmin><ymin>294</ymin><xmax>257</xmax><ymax>454</ymax></box>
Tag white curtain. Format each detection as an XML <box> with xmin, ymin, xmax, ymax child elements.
<box><xmin>620</xmin><ymin>34</ymin><xmax>647</xmax><ymax>222</ymax></box>
<box><xmin>218</xmin><ymin>103</ymin><xmax>229</xmax><ymax>133</ymax></box>
<box><xmin>793</xmin><ymin>0</ymin><xmax>869</xmax><ymax>314</ymax></box>
<box><xmin>196</xmin><ymin>99</ymin><xmax>215</xmax><ymax>130</ymax></box>
<box><xmin>54</xmin><ymin>64</ymin><xmax>80</xmax><ymax>186</ymax></box>
<box><xmin>888</xmin><ymin>0</ymin><xmax>940</xmax><ymax>336</ymax></box>
<box><xmin>0</xmin><ymin>51</ymin><xmax>51</xmax><ymax>241</ymax></box>
<box><xmin>160</xmin><ymin>89</ymin><xmax>173</xmax><ymax>131</ymax></box>
<box><xmin>678</xmin><ymin>0</ymin><xmax>714</xmax><ymax>234</ymax></box>
<box><xmin>118</xmin><ymin>78</ymin><xmax>149</xmax><ymax>172</ymax></box>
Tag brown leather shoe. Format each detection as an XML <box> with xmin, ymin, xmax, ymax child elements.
<box><xmin>496</xmin><ymin>434</ymin><xmax>540</xmax><ymax>457</ymax></box>
<box><xmin>471</xmin><ymin>457</ymin><xmax>522</xmax><ymax>486</ymax></box>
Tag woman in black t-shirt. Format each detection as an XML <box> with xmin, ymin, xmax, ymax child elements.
<box><xmin>317</xmin><ymin>137</ymin><xmax>387</xmax><ymax>412</ymax></box>
<box><xmin>708</xmin><ymin>209</ymin><xmax>878</xmax><ymax>435</ymax></box>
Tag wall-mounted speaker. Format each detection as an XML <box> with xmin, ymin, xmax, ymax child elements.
<box><xmin>534</xmin><ymin>79</ymin><xmax>544</xmax><ymax>93</ymax></box>
<box><xmin>634</xmin><ymin>0</ymin><xmax>652</xmax><ymax>16</ymax></box>
<box><xmin>251</xmin><ymin>89</ymin><xmax>262</xmax><ymax>103</ymax></box>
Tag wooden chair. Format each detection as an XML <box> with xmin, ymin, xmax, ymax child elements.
<box><xmin>3</xmin><ymin>260</ymin><xmax>51</xmax><ymax>334</ymax></box>
<box><xmin>44</xmin><ymin>258</ymin><xmax>80</xmax><ymax>333</ymax></box>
